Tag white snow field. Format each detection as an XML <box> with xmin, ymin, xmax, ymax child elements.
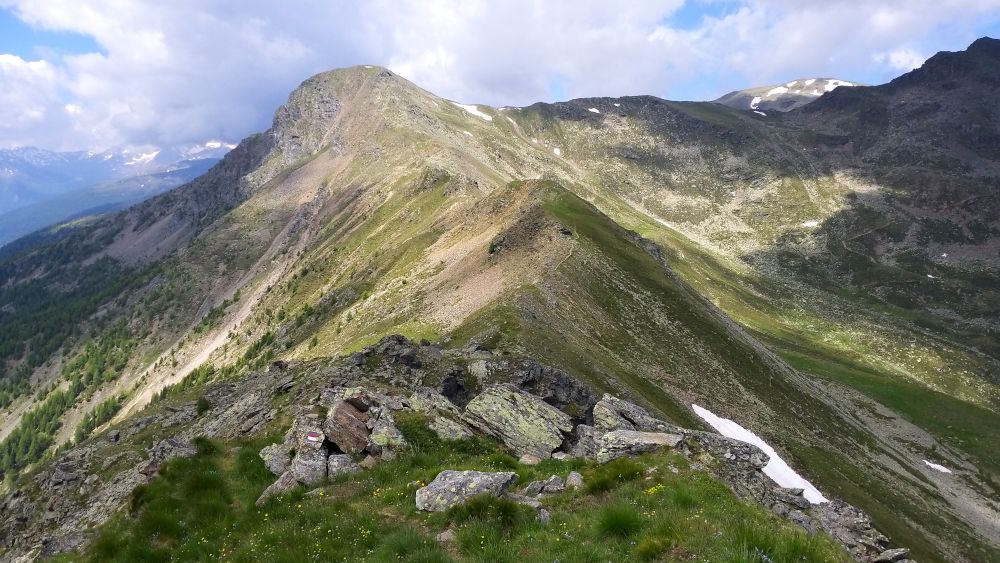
<box><xmin>692</xmin><ymin>404</ymin><xmax>829</xmax><ymax>504</ymax></box>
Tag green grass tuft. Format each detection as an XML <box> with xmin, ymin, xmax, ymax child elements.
<box><xmin>596</xmin><ymin>503</ymin><xmax>643</xmax><ymax>538</ymax></box>
<box><xmin>584</xmin><ymin>457</ymin><xmax>644</xmax><ymax>493</ymax></box>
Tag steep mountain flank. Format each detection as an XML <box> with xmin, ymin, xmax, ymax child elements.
<box><xmin>1</xmin><ymin>40</ymin><xmax>999</xmax><ymax>562</ymax></box>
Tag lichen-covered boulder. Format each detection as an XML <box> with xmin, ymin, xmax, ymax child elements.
<box><xmin>327</xmin><ymin>454</ymin><xmax>360</xmax><ymax>478</ymax></box>
<box><xmin>341</xmin><ymin>387</ymin><xmax>379</xmax><ymax>411</ymax></box>
<box><xmin>592</xmin><ymin>395</ymin><xmax>678</xmax><ymax>433</ymax></box>
<box><xmin>595</xmin><ymin>430</ymin><xmax>682</xmax><ymax>463</ymax></box>
<box><xmin>428</xmin><ymin>416</ymin><xmax>473</xmax><ymax>441</ymax></box>
<box><xmin>368</xmin><ymin>408</ymin><xmax>408</xmax><ymax>449</ymax></box>
<box><xmin>323</xmin><ymin>400</ymin><xmax>370</xmax><ymax>454</ymax></box>
<box><xmin>592</xmin><ymin>401</ymin><xmax>633</xmax><ymax>432</ymax></box>
<box><xmin>462</xmin><ymin>384</ymin><xmax>573</xmax><ymax>458</ymax></box>
<box><xmin>415</xmin><ymin>470</ymin><xmax>518</xmax><ymax>512</ymax></box>
<box><xmin>407</xmin><ymin>387</ymin><xmax>460</xmax><ymax>415</ymax></box>
<box><xmin>259</xmin><ymin>442</ymin><xmax>292</xmax><ymax>476</ymax></box>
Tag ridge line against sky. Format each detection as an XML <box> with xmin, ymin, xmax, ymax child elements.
<box><xmin>1</xmin><ymin>0</ymin><xmax>999</xmax><ymax>152</ymax></box>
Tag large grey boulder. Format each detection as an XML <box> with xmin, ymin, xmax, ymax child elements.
<box><xmin>415</xmin><ymin>470</ymin><xmax>518</xmax><ymax>512</ymax></box>
<box><xmin>595</xmin><ymin>430</ymin><xmax>683</xmax><ymax>463</ymax></box>
<box><xmin>323</xmin><ymin>400</ymin><xmax>370</xmax><ymax>454</ymax></box>
<box><xmin>462</xmin><ymin>384</ymin><xmax>573</xmax><ymax>458</ymax></box>
<box><xmin>290</xmin><ymin>422</ymin><xmax>328</xmax><ymax>486</ymax></box>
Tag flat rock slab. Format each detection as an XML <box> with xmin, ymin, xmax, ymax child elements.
<box><xmin>463</xmin><ymin>384</ymin><xmax>572</xmax><ymax>458</ymax></box>
<box><xmin>256</xmin><ymin>471</ymin><xmax>298</xmax><ymax>507</ymax></box>
<box><xmin>428</xmin><ymin>416</ymin><xmax>473</xmax><ymax>441</ymax></box>
<box><xmin>595</xmin><ymin>430</ymin><xmax>683</xmax><ymax>463</ymax></box>
<box><xmin>416</xmin><ymin>470</ymin><xmax>518</xmax><ymax>512</ymax></box>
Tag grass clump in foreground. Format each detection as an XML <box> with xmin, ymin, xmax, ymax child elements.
<box><xmin>64</xmin><ymin>412</ymin><xmax>850</xmax><ymax>562</ymax></box>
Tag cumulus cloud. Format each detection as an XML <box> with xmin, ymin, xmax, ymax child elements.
<box><xmin>874</xmin><ymin>48</ymin><xmax>927</xmax><ymax>71</ymax></box>
<box><xmin>0</xmin><ymin>0</ymin><xmax>998</xmax><ymax>150</ymax></box>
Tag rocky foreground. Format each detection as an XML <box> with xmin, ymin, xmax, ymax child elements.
<box><xmin>1</xmin><ymin>336</ymin><xmax>911</xmax><ymax>562</ymax></box>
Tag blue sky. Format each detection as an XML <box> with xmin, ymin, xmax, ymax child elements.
<box><xmin>1</xmin><ymin>0</ymin><xmax>999</xmax><ymax>151</ymax></box>
<box><xmin>0</xmin><ymin>9</ymin><xmax>102</xmax><ymax>59</ymax></box>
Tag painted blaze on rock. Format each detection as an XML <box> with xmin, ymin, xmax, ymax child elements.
<box><xmin>415</xmin><ymin>470</ymin><xmax>519</xmax><ymax>512</ymax></box>
<box><xmin>462</xmin><ymin>384</ymin><xmax>573</xmax><ymax>458</ymax></box>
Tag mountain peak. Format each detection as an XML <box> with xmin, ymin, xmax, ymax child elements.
<box><xmin>886</xmin><ymin>36</ymin><xmax>1000</xmax><ymax>91</ymax></box>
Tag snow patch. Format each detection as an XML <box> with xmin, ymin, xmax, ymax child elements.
<box><xmin>749</xmin><ymin>96</ymin><xmax>762</xmax><ymax>109</ymax></box>
<box><xmin>587</xmin><ymin>107</ymin><xmax>600</xmax><ymax>114</ymax></box>
<box><xmin>125</xmin><ymin>150</ymin><xmax>160</xmax><ymax>166</ymax></box>
<box><xmin>923</xmin><ymin>460</ymin><xmax>952</xmax><ymax>473</ymax></box>
<box><xmin>506</xmin><ymin>116</ymin><xmax>516</xmax><ymax>125</ymax></box>
<box><xmin>804</xmin><ymin>78</ymin><xmax>816</xmax><ymax>86</ymax></box>
<box><xmin>692</xmin><ymin>404</ymin><xmax>828</xmax><ymax>504</ymax></box>
<box><xmin>926</xmin><ymin>274</ymin><xmax>936</xmax><ymax>279</ymax></box>
<box><xmin>553</xmin><ymin>147</ymin><xmax>561</xmax><ymax>156</ymax></box>
<box><xmin>824</xmin><ymin>79</ymin><xmax>855</xmax><ymax>92</ymax></box>
<box><xmin>462</xmin><ymin>131</ymin><xmax>473</xmax><ymax>137</ymax></box>
<box><xmin>613</xmin><ymin>103</ymin><xmax>621</xmax><ymax>107</ymax></box>
<box><xmin>363</xmin><ymin>65</ymin><xmax>374</xmax><ymax>69</ymax></box>
<box><xmin>786</xmin><ymin>80</ymin><xmax>798</xmax><ymax>88</ymax></box>
<box><xmin>753</xmin><ymin>110</ymin><xmax>767</xmax><ymax>116</ymax></box>
<box><xmin>450</xmin><ymin>101</ymin><xmax>493</xmax><ymax>121</ymax></box>
<box><xmin>801</xmin><ymin>220</ymin><xmax>820</xmax><ymax>228</ymax></box>
<box><xmin>765</xmin><ymin>86</ymin><xmax>789</xmax><ymax>97</ymax></box>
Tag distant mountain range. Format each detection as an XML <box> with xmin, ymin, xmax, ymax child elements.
<box><xmin>0</xmin><ymin>141</ymin><xmax>235</xmax><ymax>246</ymax></box>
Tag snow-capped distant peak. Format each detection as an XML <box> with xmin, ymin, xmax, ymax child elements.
<box><xmin>125</xmin><ymin>150</ymin><xmax>160</xmax><ymax>166</ymax></box>
<box><xmin>715</xmin><ymin>77</ymin><xmax>861</xmax><ymax>112</ymax></box>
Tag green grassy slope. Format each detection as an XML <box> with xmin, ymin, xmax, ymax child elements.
<box><xmin>58</xmin><ymin>416</ymin><xmax>848</xmax><ymax>563</ymax></box>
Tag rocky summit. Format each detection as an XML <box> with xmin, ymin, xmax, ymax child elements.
<box><xmin>0</xmin><ymin>36</ymin><xmax>998</xmax><ymax>563</ymax></box>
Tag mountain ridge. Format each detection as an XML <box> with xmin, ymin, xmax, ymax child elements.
<box><xmin>0</xmin><ymin>39</ymin><xmax>998</xmax><ymax>562</ymax></box>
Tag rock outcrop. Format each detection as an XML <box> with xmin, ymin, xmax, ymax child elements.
<box><xmin>595</xmin><ymin>430</ymin><xmax>683</xmax><ymax>463</ymax></box>
<box><xmin>415</xmin><ymin>470</ymin><xmax>518</xmax><ymax>512</ymax></box>
<box><xmin>0</xmin><ymin>339</ymin><xmax>913</xmax><ymax>563</ymax></box>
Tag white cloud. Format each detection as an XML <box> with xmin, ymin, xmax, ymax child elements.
<box><xmin>0</xmin><ymin>0</ymin><xmax>998</xmax><ymax>150</ymax></box>
<box><xmin>874</xmin><ymin>48</ymin><xmax>926</xmax><ymax>71</ymax></box>
<box><xmin>0</xmin><ymin>55</ymin><xmax>67</xmax><ymax>141</ymax></box>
